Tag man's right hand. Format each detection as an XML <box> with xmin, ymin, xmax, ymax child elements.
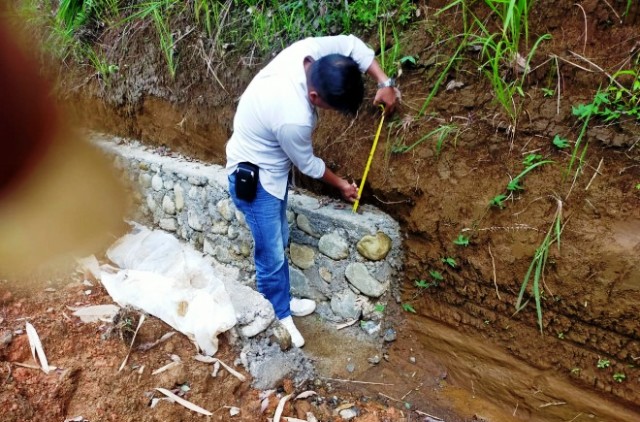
<box><xmin>339</xmin><ymin>179</ymin><xmax>359</xmax><ymax>203</ymax></box>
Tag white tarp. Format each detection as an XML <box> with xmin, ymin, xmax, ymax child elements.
<box><xmin>99</xmin><ymin>225</ymin><xmax>238</xmax><ymax>356</ymax></box>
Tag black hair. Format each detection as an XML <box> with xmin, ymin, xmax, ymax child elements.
<box><xmin>309</xmin><ymin>54</ymin><xmax>364</xmax><ymax>115</ymax></box>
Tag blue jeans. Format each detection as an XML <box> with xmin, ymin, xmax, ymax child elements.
<box><xmin>228</xmin><ymin>174</ymin><xmax>291</xmax><ymax>319</ymax></box>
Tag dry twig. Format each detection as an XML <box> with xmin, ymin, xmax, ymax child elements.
<box><xmin>599</xmin><ymin>0</ymin><xmax>622</xmax><ymax>23</ymax></box>
<box><xmin>585</xmin><ymin>158</ymin><xmax>604</xmax><ymax>190</ymax></box>
<box><xmin>488</xmin><ymin>245</ymin><xmax>501</xmax><ymax>300</ymax></box>
<box><xmin>322</xmin><ymin>377</ymin><xmax>393</xmax><ymax>386</ymax></box>
<box><xmin>574</xmin><ymin>3</ymin><xmax>588</xmax><ymax>55</ymax></box>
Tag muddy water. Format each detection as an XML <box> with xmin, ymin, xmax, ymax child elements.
<box><xmin>299</xmin><ymin>312</ymin><xmax>640</xmax><ymax>421</ymax></box>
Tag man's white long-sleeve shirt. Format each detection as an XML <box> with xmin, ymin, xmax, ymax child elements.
<box><xmin>225</xmin><ymin>35</ymin><xmax>375</xmax><ymax>200</ymax></box>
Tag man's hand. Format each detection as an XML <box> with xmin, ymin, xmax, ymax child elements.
<box><xmin>339</xmin><ymin>179</ymin><xmax>359</xmax><ymax>203</ymax></box>
<box><xmin>322</xmin><ymin>168</ymin><xmax>359</xmax><ymax>203</ymax></box>
<box><xmin>374</xmin><ymin>86</ymin><xmax>400</xmax><ymax>115</ymax></box>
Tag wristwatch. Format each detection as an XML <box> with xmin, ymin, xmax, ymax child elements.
<box><xmin>377</xmin><ymin>78</ymin><xmax>396</xmax><ymax>89</ymax></box>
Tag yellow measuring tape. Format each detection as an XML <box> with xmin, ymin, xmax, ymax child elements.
<box><xmin>352</xmin><ymin>105</ymin><xmax>386</xmax><ymax>213</ymax></box>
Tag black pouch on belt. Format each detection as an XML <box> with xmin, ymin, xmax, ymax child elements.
<box><xmin>234</xmin><ymin>162</ymin><xmax>259</xmax><ymax>201</ymax></box>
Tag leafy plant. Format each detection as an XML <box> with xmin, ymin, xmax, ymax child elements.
<box><xmin>392</xmin><ymin>124</ymin><xmax>458</xmax><ymax>155</ymax></box>
<box><xmin>515</xmin><ymin>198</ymin><xmax>563</xmax><ymax>333</ymax></box>
<box><xmin>415</xmin><ymin>277</ymin><xmax>440</xmax><ymax>289</ymax></box>
<box><xmin>552</xmin><ymin>135</ymin><xmax>570</xmax><ymax>149</ymax></box>
<box><xmin>429</xmin><ymin>270</ymin><xmax>444</xmax><ymax>281</ymax></box>
<box><xmin>522</xmin><ymin>154</ymin><xmax>543</xmax><ymax>166</ymax></box>
<box><xmin>453</xmin><ymin>234</ymin><xmax>470</xmax><ymax>246</ymax></box>
<box><xmin>418</xmin><ymin>38</ymin><xmax>467</xmax><ymax>117</ymax></box>
<box><xmin>82</xmin><ymin>44</ymin><xmax>119</xmax><ymax>82</ymax></box>
<box><xmin>441</xmin><ymin>0</ymin><xmax>551</xmax><ymax>130</ymax></box>
<box><xmin>577</xmin><ymin>69</ymin><xmax>640</xmax><ymax>124</ymax></box>
<box><xmin>378</xmin><ymin>20</ymin><xmax>401</xmax><ymax>78</ymax></box>
<box><xmin>613</xmin><ymin>372</ymin><xmax>626</xmax><ymax>383</ymax></box>
<box><xmin>597</xmin><ymin>358</ymin><xmax>611</xmax><ymax>369</ymax></box>
<box><xmin>541</xmin><ymin>87</ymin><xmax>554</xmax><ymax>97</ymax></box>
<box><xmin>490</xmin><ymin>193</ymin><xmax>508</xmax><ymax>209</ymax></box>
<box><xmin>400</xmin><ymin>55</ymin><xmax>417</xmax><ymax>66</ymax></box>
<box><xmin>507</xmin><ymin>159</ymin><xmax>553</xmax><ymax>192</ymax></box>
<box><xmin>567</xmin><ymin>90</ymin><xmax>604</xmax><ymax>182</ymax></box>
<box><xmin>402</xmin><ymin>303</ymin><xmax>416</xmax><ymax>313</ymax></box>
<box><xmin>122</xmin><ymin>0</ymin><xmax>182</xmax><ymax>78</ymax></box>
<box><xmin>56</xmin><ymin>0</ymin><xmax>120</xmax><ymax>38</ymax></box>
<box><xmin>374</xmin><ymin>303</ymin><xmax>385</xmax><ymax>312</ymax></box>
<box><xmin>441</xmin><ymin>257</ymin><xmax>457</xmax><ymax>268</ymax></box>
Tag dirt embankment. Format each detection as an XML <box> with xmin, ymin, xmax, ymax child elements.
<box><xmin>7</xmin><ymin>0</ymin><xmax>640</xmax><ymax>420</ymax></box>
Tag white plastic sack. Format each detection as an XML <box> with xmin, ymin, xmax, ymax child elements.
<box><xmin>100</xmin><ymin>225</ymin><xmax>237</xmax><ymax>356</ymax></box>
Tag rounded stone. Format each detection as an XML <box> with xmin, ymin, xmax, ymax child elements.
<box><xmin>290</xmin><ymin>243</ymin><xmax>315</xmax><ymax>270</ymax></box>
<box><xmin>187</xmin><ymin>210</ymin><xmax>203</xmax><ymax>231</ymax></box>
<box><xmin>356</xmin><ymin>232</ymin><xmax>392</xmax><ymax>261</ymax></box>
<box><xmin>240</xmin><ymin>242</ymin><xmax>252</xmax><ymax>257</ymax></box>
<box><xmin>138</xmin><ymin>173</ymin><xmax>152</xmax><ymax>188</ymax></box>
<box><xmin>146</xmin><ymin>195</ymin><xmax>157</xmax><ymax>211</ymax></box>
<box><xmin>296</xmin><ymin>214</ymin><xmax>319</xmax><ymax>238</ymax></box>
<box><xmin>330</xmin><ymin>289</ymin><xmax>361</xmax><ymax>320</ymax></box>
<box><xmin>345</xmin><ymin>263</ymin><xmax>388</xmax><ymax>298</ymax></box>
<box><xmin>211</xmin><ymin>221</ymin><xmax>229</xmax><ymax>234</ymax></box>
<box><xmin>217</xmin><ymin>199</ymin><xmax>234</xmax><ymax>221</ymax></box>
<box><xmin>151</xmin><ymin>174</ymin><xmax>164</xmax><ymax>191</ymax></box>
<box><xmin>174</xmin><ymin>184</ymin><xmax>185</xmax><ymax>211</ymax></box>
<box><xmin>318</xmin><ymin>232</ymin><xmax>349</xmax><ymax>260</ymax></box>
<box><xmin>162</xmin><ymin>195</ymin><xmax>176</xmax><ymax>215</ymax></box>
<box><xmin>319</xmin><ymin>267</ymin><xmax>332</xmax><ymax>283</ymax></box>
<box><xmin>159</xmin><ymin>218</ymin><xmax>177</xmax><ymax>232</ymax></box>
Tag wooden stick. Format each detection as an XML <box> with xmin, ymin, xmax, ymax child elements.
<box><xmin>539</xmin><ymin>401</ymin><xmax>567</xmax><ymax>408</ymax></box>
<box><xmin>119</xmin><ymin>314</ymin><xmax>146</xmax><ymax>372</ymax></box>
<box><xmin>415</xmin><ymin>409</ymin><xmax>444</xmax><ymax>421</ymax></box>
<box><xmin>555</xmin><ymin>56</ymin><xmax>561</xmax><ymax>115</ymax></box>
<box><xmin>585</xmin><ymin>158</ymin><xmax>604</xmax><ymax>191</ymax></box>
<box><xmin>569</xmin><ymin>50</ymin><xmax>628</xmax><ymax>91</ymax></box>
<box><xmin>488</xmin><ymin>245</ymin><xmax>501</xmax><ymax>300</ymax></box>
<box><xmin>323</xmin><ymin>377</ymin><xmax>393</xmax><ymax>386</ymax></box>
<box><xmin>574</xmin><ymin>3</ymin><xmax>588</xmax><ymax>55</ymax></box>
<box><xmin>599</xmin><ymin>0</ymin><xmax>622</xmax><ymax>23</ymax></box>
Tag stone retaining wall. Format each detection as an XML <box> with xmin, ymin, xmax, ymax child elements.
<box><xmin>95</xmin><ymin>134</ymin><xmax>403</xmax><ymax>325</ymax></box>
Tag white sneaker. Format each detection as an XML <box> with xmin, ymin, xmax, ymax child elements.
<box><xmin>290</xmin><ymin>298</ymin><xmax>316</xmax><ymax>317</ymax></box>
<box><xmin>280</xmin><ymin>316</ymin><xmax>305</xmax><ymax>348</ymax></box>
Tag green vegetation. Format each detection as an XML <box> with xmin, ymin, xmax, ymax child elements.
<box><xmin>522</xmin><ymin>154</ymin><xmax>543</xmax><ymax>166</ymax></box>
<box><xmin>613</xmin><ymin>372</ymin><xmax>626</xmax><ymax>383</ymax></box>
<box><xmin>441</xmin><ymin>257</ymin><xmax>457</xmax><ymax>268</ymax></box>
<box><xmin>392</xmin><ymin>123</ymin><xmax>459</xmax><ymax>155</ymax></box>
<box><xmin>489</xmin><ymin>157</ymin><xmax>552</xmax><ymax>211</ymax></box>
<box><xmin>515</xmin><ymin>198</ymin><xmax>563</xmax><ymax>333</ymax></box>
<box><xmin>552</xmin><ymin>135</ymin><xmax>570</xmax><ymax>149</ymax></box>
<box><xmin>508</xmin><ymin>159</ymin><xmax>553</xmax><ymax>192</ymax></box>
<box><xmin>402</xmin><ymin>303</ymin><xmax>417</xmax><ymax>313</ymax></box>
<box><xmin>23</xmin><ymin>0</ymin><xmax>417</xmax><ymax>80</ymax></box>
<box><xmin>429</xmin><ymin>270</ymin><xmax>444</xmax><ymax>282</ymax></box>
<box><xmin>434</xmin><ymin>0</ymin><xmax>551</xmax><ymax>131</ymax></box>
<box><xmin>489</xmin><ymin>193</ymin><xmax>508</xmax><ymax>209</ymax></box>
<box><xmin>574</xmin><ymin>70</ymin><xmax>640</xmax><ymax>124</ymax></box>
<box><xmin>541</xmin><ymin>87</ymin><xmax>554</xmax><ymax>97</ymax></box>
<box><xmin>415</xmin><ymin>278</ymin><xmax>439</xmax><ymax>289</ymax></box>
<box><xmin>453</xmin><ymin>234</ymin><xmax>470</xmax><ymax>246</ymax></box>
<box><xmin>597</xmin><ymin>358</ymin><xmax>611</xmax><ymax>369</ymax></box>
